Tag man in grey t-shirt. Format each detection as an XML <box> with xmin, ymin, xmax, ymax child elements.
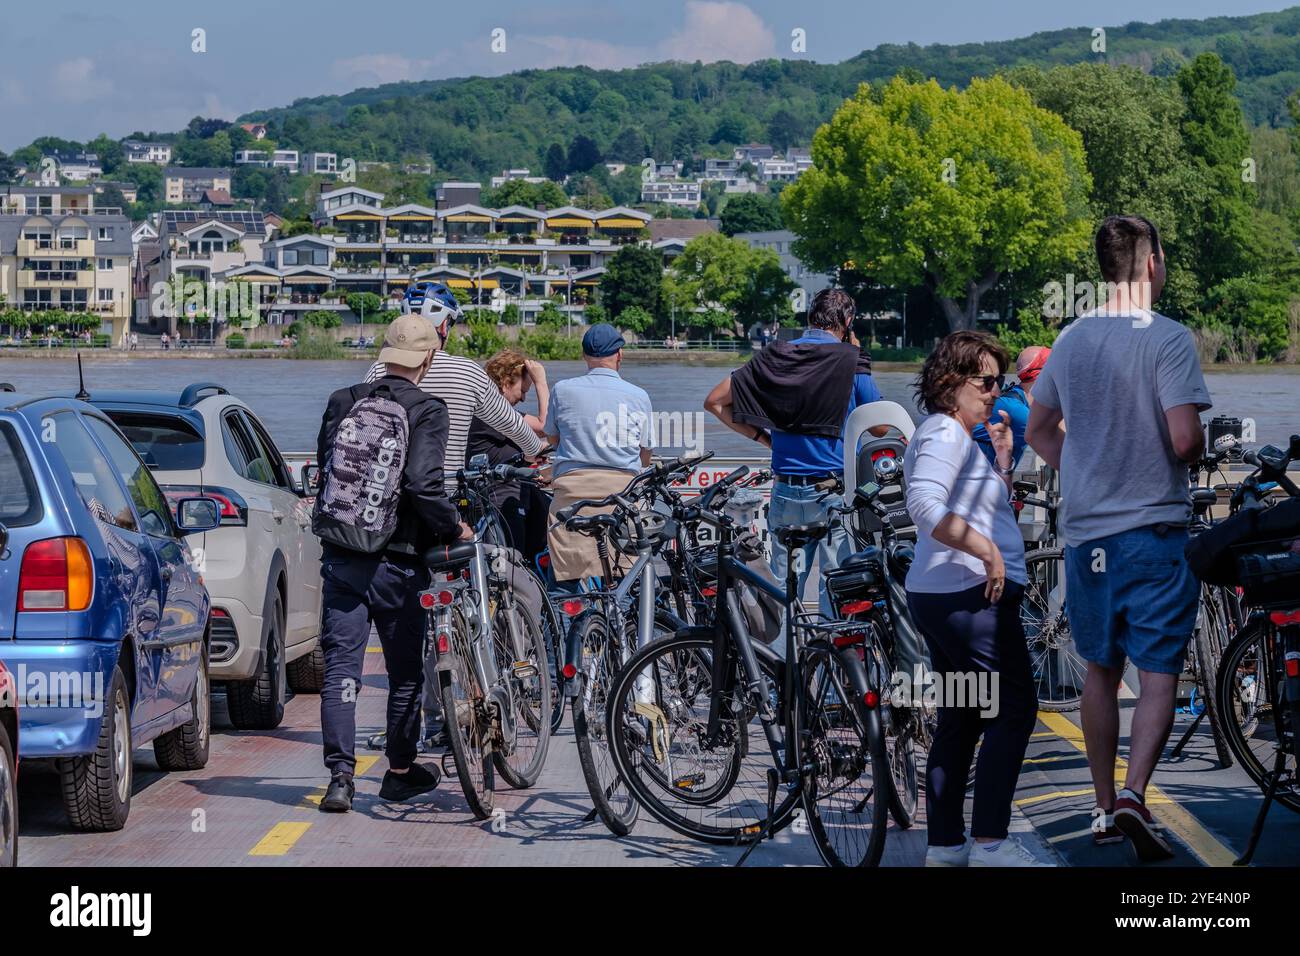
<box><xmin>1026</xmin><ymin>215</ymin><xmax>1212</xmax><ymax>862</ymax></box>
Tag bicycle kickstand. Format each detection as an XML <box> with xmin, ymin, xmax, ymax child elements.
<box><xmin>1169</xmin><ymin>711</ymin><xmax>1205</xmax><ymax>759</ymax></box>
<box><xmin>734</xmin><ymin>768</ymin><xmax>781</xmax><ymax>867</ymax></box>
<box><xmin>1234</xmin><ymin>747</ymin><xmax>1285</xmax><ymax>865</ymax></box>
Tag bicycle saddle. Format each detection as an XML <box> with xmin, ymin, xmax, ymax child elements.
<box><xmin>423</xmin><ymin>540</ymin><xmax>478</xmax><ymax>569</ymax></box>
<box><xmin>775</xmin><ymin>521</ymin><xmax>830</xmax><ymax>547</ymax></box>
<box><xmin>1192</xmin><ymin>488</ymin><xmax>1218</xmax><ymax>512</ymax></box>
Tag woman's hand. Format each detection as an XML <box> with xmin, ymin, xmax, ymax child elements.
<box><xmin>457</xmin><ymin>521</ymin><xmax>475</xmax><ymax>541</ymax></box>
<box><xmin>982</xmin><ymin>544</ymin><xmax>1007</xmax><ymax>603</ymax></box>
<box><xmin>987</xmin><ymin>409</ymin><xmax>1014</xmax><ymax>470</ymax></box>
<box><xmin>524</xmin><ymin>359</ymin><xmax>547</xmax><ymax>386</ymax></box>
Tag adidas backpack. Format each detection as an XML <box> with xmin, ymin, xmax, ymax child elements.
<box><xmin>313</xmin><ymin>384</ymin><xmax>410</xmax><ymax>553</ymax></box>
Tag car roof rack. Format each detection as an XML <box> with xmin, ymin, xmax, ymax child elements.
<box><xmin>179</xmin><ymin>383</ymin><xmax>228</xmax><ymax>408</ymax></box>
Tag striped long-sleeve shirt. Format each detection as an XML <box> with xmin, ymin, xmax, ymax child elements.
<box><xmin>367</xmin><ymin>353</ymin><xmax>543</xmax><ymax>487</ymax></box>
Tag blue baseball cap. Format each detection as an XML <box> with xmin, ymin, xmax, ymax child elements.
<box><xmin>582</xmin><ymin>323</ymin><xmax>626</xmax><ymax>358</ymax></box>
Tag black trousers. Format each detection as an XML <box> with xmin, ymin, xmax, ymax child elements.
<box><xmin>906</xmin><ymin>582</ymin><xmax>1037</xmax><ymax>845</ymax></box>
<box><xmin>319</xmin><ymin>552</ymin><xmax>429</xmax><ymax>775</ymax></box>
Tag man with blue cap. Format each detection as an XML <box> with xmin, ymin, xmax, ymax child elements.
<box><xmin>544</xmin><ymin>323</ymin><xmax>655</xmax><ymax>589</ymax></box>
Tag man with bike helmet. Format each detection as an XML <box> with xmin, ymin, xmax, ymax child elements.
<box><xmin>364</xmin><ymin>282</ymin><xmax>544</xmax><ymax>749</ymax></box>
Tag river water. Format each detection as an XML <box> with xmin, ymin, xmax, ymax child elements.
<box><xmin>1</xmin><ymin>356</ymin><xmax>1295</xmax><ymax>457</ymax></box>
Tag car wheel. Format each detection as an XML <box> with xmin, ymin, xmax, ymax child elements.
<box><xmin>0</xmin><ymin>719</ymin><xmax>17</xmax><ymax>867</ymax></box>
<box><xmin>154</xmin><ymin>642</ymin><xmax>211</xmax><ymax>770</ymax></box>
<box><xmin>287</xmin><ymin>642</ymin><xmax>325</xmax><ymax>694</ymax></box>
<box><xmin>58</xmin><ymin>665</ymin><xmax>132</xmax><ymax>832</ymax></box>
<box><xmin>226</xmin><ymin>593</ymin><xmax>286</xmax><ymax>731</ymax></box>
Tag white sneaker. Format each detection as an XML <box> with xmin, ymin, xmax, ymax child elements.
<box><xmin>924</xmin><ymin>839</ymin><xmax>971</xmax><ymax>867</ymax></box>
<box><xmin>968</xmin><ymin>836</ymin><xmax>1056</xmax><ymax>867</ymax></box>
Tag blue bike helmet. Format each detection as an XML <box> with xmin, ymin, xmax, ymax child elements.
<box><xmin>402</xmin><ymin>281</ymin><xmax>463</xmax><ymax>326</ymax></box>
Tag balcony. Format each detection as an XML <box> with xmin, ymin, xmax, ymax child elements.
<box><xmin>18</xmin><ymin>238</ymin><xmax>95</xmax><ymax>256</ymax></box>
<box><xmin>18</xmin><ymin>270</ymin><xmax>92</xmax><ymax>288</ymax></box>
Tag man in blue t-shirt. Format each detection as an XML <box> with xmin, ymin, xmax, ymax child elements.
<box><xmin>972</xmin><ymin>345</ymin><xmax>1050</xmax><ymax>469</ymax></box>
<box><xmin>705</xmin><ymin>289</ymin><xmax>880</xmax><ymax>617</ymax></box>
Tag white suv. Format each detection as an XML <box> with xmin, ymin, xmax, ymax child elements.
<box><xmin>92</xmin><ymin>384</ymin><xmax>323</xmax><ymax>729</ymax></box>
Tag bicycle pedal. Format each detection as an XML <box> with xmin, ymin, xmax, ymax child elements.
<box><xmin>673</xmin><ymin>772</ymin><xmax>706</xmax><ymax>793</ymax></box>
<box><xmin>511</xmin><ymin>659</ymin><xmax>539</xmax><ymax>679</ymax></box>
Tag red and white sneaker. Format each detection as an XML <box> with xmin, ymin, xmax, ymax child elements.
<box><xmin>1090</xmin><ymin>807</ymin><xmax>1124</xmax><ymax>846</ymax></box>
<box><xmin>1113</xmin><ymin>791</ymin><xmax>1173</xmax><ymax>862</ymax></box>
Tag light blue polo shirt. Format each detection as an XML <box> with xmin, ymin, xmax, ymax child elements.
<box><xmin>545</xmin><ymin>367</ymin><xmax>655</xmax><ymax>479</ymax></box>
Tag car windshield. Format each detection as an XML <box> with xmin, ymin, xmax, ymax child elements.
<box><xmin>105</xmin><ymin>412</ymin><xmax>205</xmax><ymax>472</ymax></box>
<box><xmin>0</xmin><ymin>420</ymin><xmax>43</xmax><ymax>526</ymax></box>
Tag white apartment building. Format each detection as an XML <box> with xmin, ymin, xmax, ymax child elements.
<box><xmin>641</xmin><ymin>180</ymin><xmax>701</xmax><ymax>208</ymax></box>
<box><xmin>303</xmin><ymin>152</ymin><xmax>338</xmax><ymax>175</ymax></box>
<box><xmin>164</xmin><ymin>167</ymin><xmax>233</xmax><ymax>204</ymax></box>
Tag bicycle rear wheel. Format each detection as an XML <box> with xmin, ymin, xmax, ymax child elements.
<box><xmin>607</xmin><ymin>631</ymin><xmax>800</xmax><ymax>844</ymax></box>
<box><xmin>492</xmin><ymin>600</ymin><xmax>552</xmax><ymax>789</ymax></box>
<box><xmin>571</xmin><ymin>611</ymin><xmax>640</xmax><ymax>835</ymax></box>
<box><xmin>440</xmin><ymin>607</ymin><xmax>495</xmax><ymax>819</ymax></box>
<box><xmin>1021</xmin><ymin>548</ymin><xmax>1085</xmax><ymax>711</ymax></box>
<box><xmin>1215</xmin><ymin>621</ymin><xmax>1300</xmax><ymax>813</ymax></box>
<box><xmin>799</xmin><ymin>640</ymin><xmax>889</xmax><ymax>867</ymax></box>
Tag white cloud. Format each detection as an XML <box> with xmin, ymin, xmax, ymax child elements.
<box><xmin>513</xmin><ymin>35</ymin><xmax>643</xmax><ymax>71</ymax></box>
<box><xmin>52</xmin><ymin>57</ymin><xmax>113</xmax><ymax>102</ymax></box>
<box><xmin>658</xmin><ymin>1</ymin><xmax>777</xmax><ymax>63</ymax></box>
<box><xmin>329</xmin><ymin>53</ymin><xmax>439</xmax><ymax>88</ymax></box>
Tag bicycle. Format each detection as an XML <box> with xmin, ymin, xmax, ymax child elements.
<box><xmin>422</xmin><ymin>459</ymin><xmax>553</xmax><ymax>819</ymax></box>
<box><xmin>1207</xmin><ymin>435</ymin><xmax>1300</xmax><ymax>864</ymax></box>
<box><xmin>605</xmin><ymin>465</ymin><xmax>891</xmax><ymax>867</ymax></box>
<box><xmin>1170</xmin><ymin>440</ymin><xmax>1245</xmax><ymax>767</ymax></box>
<box><xmin>550</xmin><ymin>455</ymin><xmax>705</xmax><ymax>834</ymax></box>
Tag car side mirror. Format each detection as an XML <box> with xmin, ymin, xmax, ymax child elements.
<box><xmin>300</xmin><ymin>463</ymin><xmax>321</xmax><ymax>496</ymax></box>
<box><xmin>176</xmin><ymin>497</ymin><xmax>221</xmax><ymax>534</ymax></box>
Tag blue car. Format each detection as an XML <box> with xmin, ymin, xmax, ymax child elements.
<box><xmin>0</xmin><ymin>391</ymin><xmax>219</xmax><ymax>831</ymax></box>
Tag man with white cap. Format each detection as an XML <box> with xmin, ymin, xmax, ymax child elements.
<box><xmin>313</xmin><ymin>314</ymin><xmax>470</xmax><ymax>813</ymax></box>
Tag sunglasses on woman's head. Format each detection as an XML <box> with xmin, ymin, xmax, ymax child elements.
<box><xmin>969</xmin><ymin>374</ymin><xmax>1005</xmax><ymax>393</ymax></box>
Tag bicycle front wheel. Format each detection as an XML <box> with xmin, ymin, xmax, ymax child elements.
<box><xmin>492</xmin><ymin>600</ymin><xmax>552</xmax><ymax>789</ymax></box>
<box><xmin>1021</xmin><ymin>548</ymin><xmax>1085</xmax><ymax>711</ymax></box>
<box><xmin>607</xmin><ymin>632</ymin><xmax>800</xmax><ymax>844</ymax></box>
<box><xmin>1215</xmin><ymin>621</ymin><xmax>1300</xmax><ymax>814</ymax></box>
<box><xmin>799</xmin><ymin>640</ymin><xmax>889</xmax><ymax>867</ymax></box>
<box><xmin>1193</xmin><ymin>586</ymin><xmax>1234</xmax><ymax>768</ymax></box>
<box><xmin>571</xmin><ymin>612</ymin><xmax>640</xmax><ymax>835</ymax></box>
<box><xmin>440</xmin><ymin>606</ymin><xmax>495</xmax><ymax>819</ymax></box>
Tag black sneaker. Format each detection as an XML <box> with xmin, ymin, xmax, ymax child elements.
<box><xmin>379</xmin><ymin>762</ymin><xmax>442</xmax><ymax>802</ymax></box>
<box><xmin>320</xmin><ymin>773</ymin><xmax>355</xmax><ymax>813</ymax></box>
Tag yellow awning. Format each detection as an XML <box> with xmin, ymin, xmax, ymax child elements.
<box><xmin>336</xmin><ymin>213</ymin><xmax>383</xmax><ymax>221</ymax></box>
<box><xmin>441</xmin><ymin>278</ymin><xmax>501</xmax><ymax>289</ymax></box>
<box><xmin>575</xmin><ymin>279</ymin><xmax>599</xmax><ymax>286</ymax></box>
<box><xmin>596</xmin><ymin>218</ymin><xmax>646</xmax><ymax>228</ymax></box>
<box><xmin>387</xmin><ymin>278</ymin><xmax>410</xmax><ymax>284</ymax></box>
<box><xmin>445</xmin><ymin>214</ymin><xmax>493</xmax><ymax>223</ymax></box>
<box><xmin>282</xmin><ymin>276</ymin><xmax>332</xmax><ymax>284</ymax></box>
<box><xmin>234</xmin><ymin>275</ymin><xmax>281</xmax><ymax>284</ymax></box>
<box><xmin>498</xmin><ymin>216</ymin><xmax>540</xmax><ymax>224</ymax></box>
<box><xmin>388</xmin><ymin>214</ymin><xmax>435</xmax><ymax>221</ymax></box>
<box><xmin>547</xmin><ymin>217</ymin><xmax>593</xmax><ymax>228</ymax></box>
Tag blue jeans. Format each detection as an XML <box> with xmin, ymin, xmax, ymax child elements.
<box><xmin>767</xmin><ymin>480</ymin><xmax>854</xmax><ymax>619</ymax></box>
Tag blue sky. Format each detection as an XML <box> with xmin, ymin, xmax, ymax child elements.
<box><xmin>0</xmin><ymin>0</ymin><xmax>1293</xmax><ymax>150</ymax></box>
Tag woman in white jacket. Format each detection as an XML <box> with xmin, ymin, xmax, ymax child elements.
<box><xmin>903</xmin><ymin>330</ymin><xmax>1046</xmax><ymax>868</ymax></box>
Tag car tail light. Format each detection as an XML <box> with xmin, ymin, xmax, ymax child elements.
<box><xmin>18</xmin><ymin>537</ymin><xmax>93</xmax><ymax>611</ymax></box>
<box><xmin>162</xmin><ymin>485</ymin><xmax>247</xmax><ymax>526</ymax></box>
<box><xmin>211</xmin><ymin>607</ymin><xmax>230</xmax><ymax>618</ymax></box>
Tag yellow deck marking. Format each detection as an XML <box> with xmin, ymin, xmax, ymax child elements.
<box><xmin>1016</xmin><ymin>787</ymin><xmax>1096</xmax><ymax>807</ymax></box>
<box><xmin>301</xmin><ymin>756</ymin><xmax>379</xmax><ymax>807</ymax></box>
<box><xmin>249</xmin><ymin>822</ymin><xmax>312</xmax><ymax>857</ymax></box>
<box><xmin>1036</xmin><ymin>711</ymin><xmax>1235</xmax><ymax>867</ymax></box>
<box><xmin>1030</xmin><ymin>731</ymin><xmax>1057</xmax><ymax>739</ymax></box>
<box><xmin>1022</xmin><ymin>754</ymin><xmax>1076</xmax><ymax>765</ymax></box>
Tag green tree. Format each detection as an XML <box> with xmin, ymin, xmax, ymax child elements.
<box><xmin>1176</xmin><ymin>53</ymin><xmax>1255</xmax><ymax>290</ymax></box>
<box><xmin>614</xmin><ymin>306</ymin><xmax>655</xmax><ymax>333</ymax></box>
<box><xmin>601</xmin><ymin>243</ymin><xmax>663</xmax><ymax>320</ymax></box>
<box><xmin>669</xmin><ymin>233</ymin><xmax>795</xmax><ymax>328</ymax></box>
<box><xmin>345</xmin><ymin>292</ymin><xmax>383</xmax><ymax>322</ymax></box>
<box><xmin>535</xmin><ymin>301</ymin><xmax>566</xmax><ymax>328</ymax></box>
<box><xmin>566</xmin><ymin>135</ymin><xmax>602</xmax><ymax>174</ymax></box>
<box><xmin>482</xmin><ymin>178</ymin><xmax>567</xmax><ymax>209</ymax></box>
<box><xmin>543</xmin><ymin>143</ymin><xmax>567</xmax><ymax>181</ymax></box>
<box><xmin>719</xmin><ymin>193</ymin><xmax>784</xmax><ymax>236</ymax></box>
<box><xmin>783</xmin><ymin>77</ymin><xmax>1092</xmax><ymax>332</ymax></box>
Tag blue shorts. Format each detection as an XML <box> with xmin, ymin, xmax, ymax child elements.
<box><xmin>1063</xmin><ymin>525</ymin><xmax>1199</xmax><ymax>675</ymax></box>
